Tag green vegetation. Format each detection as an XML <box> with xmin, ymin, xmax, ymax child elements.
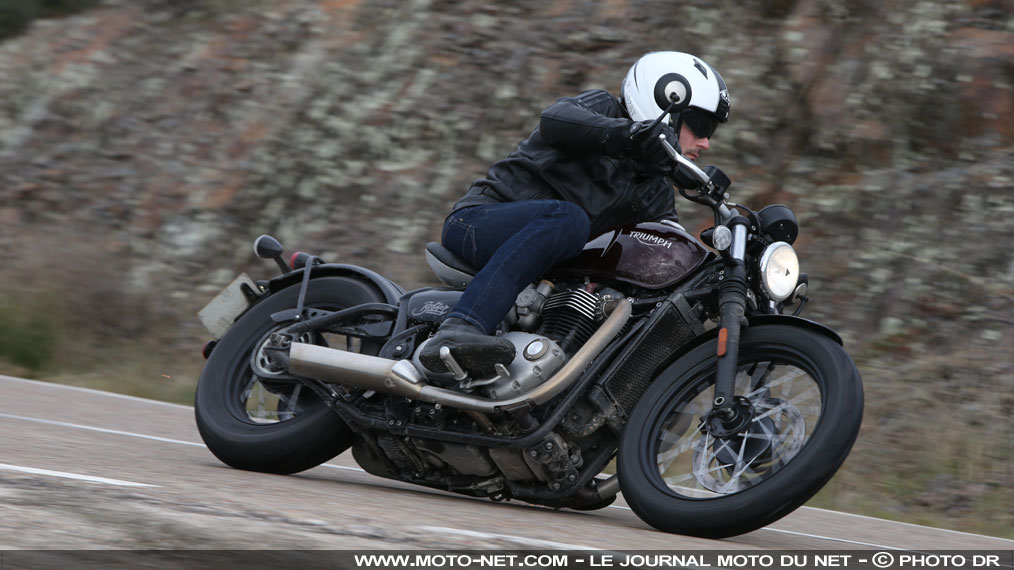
<box><xmin>0</xmin><ymin>0</ymin><xmax>100</xmax><ymax>41</ymax></box>
<box><xmin>0</xmin><ymin>285</ymin><xmax>201</xmax><ymax>403</ymax></box>
<box><xmin>0</xmin><ymin>293</ymin><xmax>59</xmax><ymax>374</ymax></box>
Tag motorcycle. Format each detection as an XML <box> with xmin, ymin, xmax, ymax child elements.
<box><xmin>194</xmin><ymin>131</ymin><xmax>863</xmax><ymax>539</ymax></box>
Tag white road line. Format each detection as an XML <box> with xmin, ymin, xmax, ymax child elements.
<box><xmin>0</xmin><ymin>411</ymin><xmax>365</xmax><ymax>473</ymax></box>
<box><xmin>0</xmin><ymin>463</ymin><xmax>159</xmax><ymax>487</ymax></box>
<box><xmin>759</xmin><ymin>528</ymin><xmax>905</xmax><ymax>550</ymax></box>
<box><xmin>5</xmin><ymin>377</ymin><xmax>1008</xmax><ymax>548</ymax></box>
<box><xmin>802</xmin><ymin>507</ymin><xmax>1014</xmax><ymax>543</ymax></box>
<box><xmin>0</xmin><ymin>375</ymin><xmax>191</xmax><ymax>409</ymax></box>
<box><xmin>0</xmin><ymin>412</ymin><xmax>206</xmax><ymax>447</ymax></box>
<box><xmin>320</xmin><ymin>464</ymin><xmax>365</xmax><ymax>472</ymax></box>
<box><xmin>606</xmin><ymin>503</ymin><xmax>988</xmax><ymax>549</ymax></box>
<box><xmin>419</xmin><ymin>526</ymin><xmax>599</xmax><ymax>550</ymax></box>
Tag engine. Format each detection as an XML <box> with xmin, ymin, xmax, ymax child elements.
<box><xmin>413</xmin><ymin>282</ymin><xmax>618</xmax><ymax>394</ymax></box>
<box><xmin>540</xmin><ymin>288</ymin><xmax>600</xmax><ymax>350</ymax></box>
<box><xmin>513</xmin><ymin>282</ymin><xmax>620</xmax><ymax>354</ymax></box>
<box><xmin>355</xmin><ymin>281</ymin><xmax>623</xmax><ymax>501</ymax></box>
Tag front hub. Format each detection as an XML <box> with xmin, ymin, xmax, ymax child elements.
<box><xmin>704</xmin><ymin>395</ymin><xmax>754</xmax><ymax>438</ymax></box>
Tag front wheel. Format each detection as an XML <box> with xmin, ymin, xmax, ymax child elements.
<box><xmin>617</xmin><ymin>324</ymin><xmax>863</xmax><ymax>538</ymax></box>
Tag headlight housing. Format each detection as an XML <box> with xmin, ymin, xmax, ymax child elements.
<box><xmin>758</xmin><ymin>205</ymin><xmax>799</xmax><ymax>244</ymax></box>
<box><xmin>759</xmin><ymin>242</ymin><xmax>800</xmax><ymax>302</ymax></box>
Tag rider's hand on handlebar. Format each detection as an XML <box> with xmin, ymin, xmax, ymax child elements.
<box><xmin>628</xmin><ymin>120</ymin><xmax>679</xmax><ymax>174</ymax></box>
<box><xmin>670</xmin><ymin>163</ymin><xmax>705</xmax><ymax>190</ymax></box>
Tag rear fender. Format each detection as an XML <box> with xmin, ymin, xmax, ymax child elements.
<box><xmin>266</xmin><ymin>263</ymin><xmax>405</xmax><ymax>305</ymax></box>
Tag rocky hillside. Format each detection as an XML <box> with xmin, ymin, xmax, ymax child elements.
<box><xmin>1</xmin><ymin>0</ymin><xmax>1011</xmax><ymax>536</ymax></box>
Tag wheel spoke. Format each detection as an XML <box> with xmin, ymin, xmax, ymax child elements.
<box><xmin>236</xmin><ymin>311</ymin><xmax>359</xmax><ymax>424</ymax></box>
<box><xmin>747</xmin><ymin>366</ymin><xmax>806</xmax><ymax>399</ymax></box>
<box><xmin>718</xmin><ymin>461</ymin><xmax>763</xmax><ymax>493</ymax></box>
<box><xmin>753</xmin><ymin>386</ymin><xmax>819</xmax><ymax>422</ymax></box>
<box><xmin>744</xmin><ymin>422</ymin><xmax>777</xmax><ymax>444</ymax></box>
<box><xmin>655</xmin><ymin>359</ymin><xmax>823</xmax><ymax>498</ymax></box>
<box><xmin>285</xmin><ymin>384</ymin><xmax>302</xmax><ymax>413</ymax></box>
<box><xmin>664</xmin><ymin>470</ymin><xmax>708</xmax><ymax>486</ymax></box>
<box><xmin>657</xmin><ymin>429</ymin><xmax>703</xmax><ymax>471</ymax></box>
<box><xmin>715</xmin><ymin>436</ymin><xmax>741</xmax><ymax>462</ymax></box>
<box><xmin>749</xmin><ymin>362</ymin><xmax>773</xmax><ymax>391</ymax></box>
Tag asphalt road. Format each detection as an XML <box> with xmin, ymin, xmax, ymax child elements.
<box><xmin>1</xmin><ymin>374</ymin><xmax>1010</xmax><ymax>555</ymax></box>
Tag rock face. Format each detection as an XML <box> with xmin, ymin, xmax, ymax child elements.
<box><xmin>1</xmin><ymin>0</ymin><xmax>1011</xmax><ymax>536</ymax></box>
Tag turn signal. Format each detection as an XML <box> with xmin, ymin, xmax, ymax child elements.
<box><xmin>202</xmin><ymin>340</ymin><xmax>217</xmax><ymax>360</ymax></box>
<box><xmin>290</xmin><ymin>251</ymin><xmax>312</xmax><ymax>269</ymax></box>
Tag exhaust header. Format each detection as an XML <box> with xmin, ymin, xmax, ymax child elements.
<box><xmin>288</xmin><ymin>299</ymin><xmax>631</xmax><ymax>414</ymax></box>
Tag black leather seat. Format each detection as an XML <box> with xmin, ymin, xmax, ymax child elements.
<box><xmin>425</xmin><ymin>242</ymin><xmax>477</xmax><ymax>288</ymax></box>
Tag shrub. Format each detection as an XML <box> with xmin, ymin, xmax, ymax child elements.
<box><xmin>0</xmin><ymin>0</ymin><xmax>101</xmax><ymax>41</ymax></box>
<box><xmin>0</xmin><ymin>0</ymin><xmax>35</xmax><ymax>40</ymax></box>
<box><xmin>0</xmin><ymin>294</ymin><xmax>59</xmax><ymax>374</ymax></box>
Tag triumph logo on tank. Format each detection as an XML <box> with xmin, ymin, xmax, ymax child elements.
<box><xmin>630</xmin><ymin>231</ymin><xmax>672</xmax><ymax>248</ymax></box>
<box><xmin>412</xmin><ymin>301</ymin><xmax>451</xmax><ymax>317</ymax></box>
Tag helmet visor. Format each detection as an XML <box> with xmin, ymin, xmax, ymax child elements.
<box><xmin>678</xmin><ymin>109</ymin><xmax>719</xmax><ymax>139</ymax></box>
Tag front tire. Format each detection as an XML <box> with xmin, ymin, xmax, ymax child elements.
<box><xmin>195</xmin><ymin>276</ymin><xmax>385</xmax><ymax>474</ymax></box>
<box><xmin>617</xmin><ymin>324</ymin><xmax>863</xmax><ymax>538</ymax></box>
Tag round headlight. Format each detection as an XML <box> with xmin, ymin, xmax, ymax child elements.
<box><xmin>759</xmin><ymin>242</ymin><xmax>799</xmax><ymax>302</ymax></box>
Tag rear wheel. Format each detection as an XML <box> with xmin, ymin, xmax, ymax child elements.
<box><xmin>195</xmin><ymin>276</ymin><xmax>385</xmax><ymax>474</ymax></box>
<box><xmin>617</xmin><ymin>324</ymin><xmax>863</xmax><ymax>538</ymax></box>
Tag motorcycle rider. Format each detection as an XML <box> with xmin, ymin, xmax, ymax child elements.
<box><xmin>419</xmin><ymin>51</ymin><xmax>730</xmax><ymax>379</ymax></box>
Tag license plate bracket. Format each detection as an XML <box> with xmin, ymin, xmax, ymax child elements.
<box><xmin>198</xmin><ymin>274</ymin><xmax>259</xmax><ymax>338</ymax></box>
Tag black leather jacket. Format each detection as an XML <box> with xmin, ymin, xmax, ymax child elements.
<box><xmin>451</xmin><ymin>89</ymin><xmax>678</xmax><ymax>237</ymax></box>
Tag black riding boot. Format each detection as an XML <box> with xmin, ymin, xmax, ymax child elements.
<box><xmin>419</xmin><ymin>318</ymin><xmax>516</xmax><ymax>379</ymax></box>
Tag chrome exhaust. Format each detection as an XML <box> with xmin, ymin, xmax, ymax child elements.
<box><xmin>288</xmin><ymin>299</ymin><xmax>631</xmax><ymax>414</ymax></box>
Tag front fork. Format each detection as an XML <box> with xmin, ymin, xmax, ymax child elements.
<box><xmin>707</xmin><ymin>218</ymin><xmax>753</xmax><ymax>436</ymax></box>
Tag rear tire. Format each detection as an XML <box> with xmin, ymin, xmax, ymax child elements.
<box><xmin>195</xmin><ymin>276</ymin><xmax>385</xmax><ymax>474</ymax></box>
<box><xmin>617</xmin><ymin>324</ymin><xmax>863</xmax><ymax>538</ymax></box>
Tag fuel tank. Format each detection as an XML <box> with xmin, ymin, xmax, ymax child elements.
<box><xmin>550</xmin><ymin>222</ymin><xmax>712</xmax><ymax>289</ymax></box>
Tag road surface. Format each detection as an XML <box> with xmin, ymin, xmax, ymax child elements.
<box><xmin>1</xmin><ymin>374</ymin><xmax>1009</xmax><ymax>559</ymax></box>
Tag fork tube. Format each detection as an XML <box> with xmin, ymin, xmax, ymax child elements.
<box><xmin>713</xmin><ymin>219</ymin><xmax>750</xmax><ymax>416</ymax></box>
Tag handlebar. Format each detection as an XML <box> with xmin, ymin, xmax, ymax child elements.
<box><xmin>659</xmin><ymin>135</ymin><xmax>712</xmax><ymax>187</ymax></box>
<box><xmin>659</xmin><ymin>134</ymin><xmax>735</xmax><ymax>222</ymax></box>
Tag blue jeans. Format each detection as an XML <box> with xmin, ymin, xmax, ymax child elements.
<box><xmin>441</xmin><ymin>200</ymin><xmax>591</xmax><ymax>334</ymax></box>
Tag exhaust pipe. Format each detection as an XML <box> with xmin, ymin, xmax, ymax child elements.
<box><xmin>288</xmin><ymin>299</ymin><xmax>631</xmax><ymax>414</ymax></box>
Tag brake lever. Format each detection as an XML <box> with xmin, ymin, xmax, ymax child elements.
<box><xmin>659</xmin><ymin>134</ymin><xmax>735</xmax><ymax>222</ymax></box>
<box><xmin>659</xmin><ymin>134</ymin><xmax>714</xmax><ymax>191</ymax></box>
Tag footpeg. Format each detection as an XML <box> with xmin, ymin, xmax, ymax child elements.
<box><xmin>439</xmin><ymin>346</ymin><xmax>469</xmax><ymax>381</ymax></box>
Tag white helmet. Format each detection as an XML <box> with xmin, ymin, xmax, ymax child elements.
<box><xmin>621</xmin><ymin>51</ymin><xmax>730</xmax><ymax>136</ymax></box>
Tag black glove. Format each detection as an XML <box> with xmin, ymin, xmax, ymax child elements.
<box><xmin>669</xmin><ymin>163</ymin><xmax>704</xmax><ymax>190</ymax></box>
<box><xmin>627</xmin><ymin>120</ymin><xmax>679</xmax><ymax>174</ymax></box>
